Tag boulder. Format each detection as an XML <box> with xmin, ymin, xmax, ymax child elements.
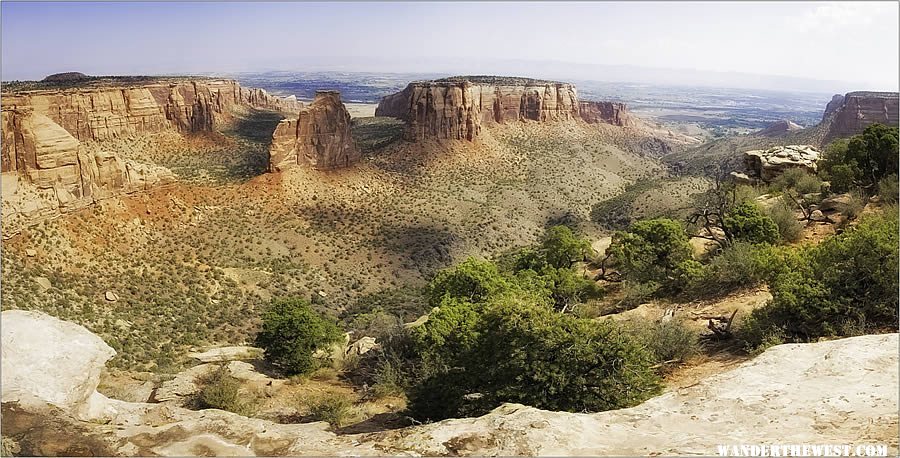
<box><xmin>820</xmin><ymin>193</ymin><xmax>853</xmax><ymax>212</ymax></box>
<box><xmin>104</xmin><ymin>291</ymin><xmax>118</xmax><ymax>302</ymax></box>
<box><xmin>346</xmin><ymin>336</ymin><xmax>378</xmax><ymax>357</ymax></box>
<box><xmin>1</xmin><ymin>310</ymin><xmax>115</xmax><ymax>418</ymax></box>
<box><xmin>33</xmin><ymin>277</ymin><xmax>51</xmax><ymax>291</ymax></box>
<box><xmin>743</xmin><ymin>145</ymin><xmax>821</xmax><ymax>182</ymax></box>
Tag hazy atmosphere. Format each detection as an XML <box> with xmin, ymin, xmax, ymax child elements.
<box><xmin>2</xmin><ymin>1</ymin><xmax>898</xmax><ymax>92</ymax></box>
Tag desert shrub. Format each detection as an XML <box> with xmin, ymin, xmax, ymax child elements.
<box><xmin>195</xmin><ymin>367</ymin><xmax>253</xmax><ymax>416</ymax></box>
<box><xmin>407</xmin><ymin>295</ymin><xmax>661</xmax><ymax>421</ymax></box>
<box><xmin>765</xmin><ymin>198</ymin><xmax>803</xmax><ymax>243</ymax></box>
<box><xmin>741</xmin><ymin>208</ymin><xmax>899</xmax><ymax>347</ymax></box>
<box><xmin>306</xmin><ymin>392</ymin><xmax>355</xmax><ymax>428</ymax></box>
<box><xmin>689</xmin><ymin>242</ymin><xmax>773</xmax><ymax>297</ymax></box>
<box><xmin>878</xmin><ymin>174</ymin><xmax>899</xmax><ymax>204</ymax></box>
<box><xmin>773</xmin><ymin>168</ymin><xmax>823</xmax><ymax>195</ymax></box>
<box><xmin>626</xmin><ymin>319</ymin><xmax>699</xmax><ymax>364</ymax></box>
<box><xmin>618</xmin><ymin>280</ymin><xmax>660</xmax><ymax>309</ymax></box>
<box><xmin>609</xmin><ymin>218</ymin><xmax>693</xmax><ymax>286</ymax></box>
<box><xmin>671</xmin><ymin>259</ymin><xmax>704</xmax><ymax>295</ymax></box>
<box><xmin>255</xmin><ymin>298</ymin><xmax>343</xmax><ymax>376</ymax></box>
<box><xmin>723</xmin><ymin>202</ymin><xmax>779</xmax><ymax>245</ymax></box>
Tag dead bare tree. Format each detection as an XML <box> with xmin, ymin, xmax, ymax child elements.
<box><xmin>687</xmin><ymin>167</ymin><xmax>738</xmax><ymax>251</ymax></box>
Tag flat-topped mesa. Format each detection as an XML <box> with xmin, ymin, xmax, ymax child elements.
<box><xmin>578</xmin><ymin>101</ymin><xmax>634</xmax><ymax>127</ymax></box>
<box><xmin>268</xmin><ymin>91</ymin><xmax>361</xmax><ymax>172</ymax></box>
<box><xmin>375</xmin><ymin>76</ymin><xmax>580</xmax><ymax>141</ymax></box>
<box><xmin>820</xmin><ymin>91</ymin><xmax>899</xmax><ymax>143</ymax></box>
<box><xmin>2</xmin><ymin>78</ymin><xmax>303</xmax><ymax>142</ymax></box>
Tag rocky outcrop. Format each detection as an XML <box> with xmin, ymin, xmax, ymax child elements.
<box><xmin>2</xmin><ymin>79</ymin><xmax>302</xmax><ymax>142</ymax></box>
<box><xmin>269</xmin><ymin>91</ymin><xmax>360</xmax><ymax>171</ymax></box>
<box><xmin>820</xmin><ymin>91</ymin><xmax>899</xmax><ymax>143</ymax></box>
<box><xmin>743</xmin><ymin>144</ymin><xmax>821</xmax><ymax>181</ymax></box>
<box><xmin>756</xmin><ymin>119</ymin><xmax>803</xmax><ymax>137</ymax></box>
<box><xmin>1</xmin><ymin>108</ymin><xmax>175</xmax><ymax>236</ymax></box>
<box><xmin>1</xmin><ymin>78</ymin><xmax>302</xmax><ymax>235</ymax></box>
<box><xmin>578</xmin><ymin>101</ymin><xmax>634</xmax><ymax>127</ymax></box>
<box><xmin>3</xmin><ymin>310</ymin><xmax>896</xmax><ymax>456</ymax></box>
<box><xmin>375</xmin><ymin>77</ymin><xmax>580</xmax><ymax>141</ymax></box>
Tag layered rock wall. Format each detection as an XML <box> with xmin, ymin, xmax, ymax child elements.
<box><xmin>821</xmin><ymin>91</ymin><xmax>899</xmax><ymax>143</ymax></box>
<box><xmin>2</xmin><ymin>80</ymin><xmax>303</xmax><ymax>143</ymax></box>
<box><xmin>578</xmin><ymin>101</ymin><xmax>634</xmax><ymax>127</ymax></box>
<box><xmin>269</xmin><ymin>91</ymin><xmax>360</xmax><ymax>171</ymax></box>
<box><xmin>1</xmin><ymin>78</ymin><xmax>302</xmax><ymax>235</ymax></box>
<box><xmin>375</xmin><ymin>79</ymin><xmax>581</xmax><ymax>141</ymax></box>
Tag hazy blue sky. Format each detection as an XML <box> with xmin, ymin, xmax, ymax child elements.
<box><xmin>2</xmin><ymin>2</ymin><xmax>897</xmax><ymax>91</ymax></box>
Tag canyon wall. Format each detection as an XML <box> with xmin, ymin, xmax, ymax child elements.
<box><xmin>578</xmin><ymin>101</ymin><xmax>635</xmax><ymax>127</ymax></box>
<box><xmin>1</xmin><ymin>78</ymin><xmax>302</xmax><ymax>235</ymax></box>
<box><xmin>269</xmin><ymin>91</ymin><xmax>360</xmax><ymax>171</ymax></box>
<box><xmin>2</xmin><ymin>80</ymin><xmax>303</xmax><ymax>143</ymax></box>
<box><xmin>820</xmin><ymin>91</ymin><xmax>899</xmax><ymax>143</ymax></box>
<box><xmin>375</xmin><ymin>78</ymin><xmax>581</xmax><ymax>141</ymax></box>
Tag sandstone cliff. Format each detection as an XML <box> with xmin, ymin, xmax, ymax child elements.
<box><xmin>820</xmin><ymin>91</ymin><xmax>899</xmax><ymax>143</ymax></box>
<box><xmin>2</xmin><ymin>79</ymin><xmax>303</xmax><ymax>142</ymax></box>
<box><xmin>375</xmin><ymin>77</ymin><xmax>580</xmax><ymax>141</ymax></box>
<box><xmin>2</xmin><ymin>310</ymin><xmax>896</xmax><ymax>456</ymax></box>
<box><xmin>269</xmin><ymin>91</ymin><xmax>361</xmax><ymax>171</ymax></box>
<box><xmin>578</xmin><ymin>101</ymin><xmax>635</xmax><ymax>127</ymax></box>
<box><xmin>1</xmin><ymin>78</ymin><xmax>303</xmax><ymax>235</ymax></box>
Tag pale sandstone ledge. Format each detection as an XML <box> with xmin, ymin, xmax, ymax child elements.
<box><xmin>2</xmin><ymin>309</ymin><xmax>896</xmax><ymax>456</ymax></box>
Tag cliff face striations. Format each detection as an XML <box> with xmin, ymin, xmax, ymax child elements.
<box><xmin>269</xmin><ymin>91</ymin><xmax>361</xmax><ymax>171</ymax></box>
<box><xmin>375</xmin><ymin>77</ymin><xmax>652</xmax><ymax>142</ymax></box>
<box><xmin>2</xmin><ymin>80</ymin><xmax>303</xmax><ymax>142</ymax></box>
<box><xmin>578</xmin><ymin>101</ymin><xmax>635</xmax><ymax>127</ymax></box>
<box><xmin>820</xmin><ymin>91</ymin><xmax>899</xmax><ymax>143</ymax></box>
<box><xmin>1</xmin><ymin>78</ymin><xmax>302</xmax><ymax>235</ymax></box>
<box><xmin>375</xmin><ymin>77</ymin><xmax>581</xmax><ymax>141</ymax></box>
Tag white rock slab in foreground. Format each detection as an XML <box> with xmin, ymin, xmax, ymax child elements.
<box><xmin>1</xmin><ymin>310</ymin><xmax>115</xmax><ymax>418</ymax></box>
<box><xmin>1</xmin><ymin>309</ymin><xmax>896</xmax><ymax>456</ymax></box>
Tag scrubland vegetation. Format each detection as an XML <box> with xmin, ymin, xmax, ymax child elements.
<box><xmin>2</xmin><ymin>105</ymin><xmax>896</xmax><ymax>431</ymax></box>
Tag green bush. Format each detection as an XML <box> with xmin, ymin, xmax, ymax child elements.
<box><xmin>609</xmin><ymin>218</ymin><xmax>693</xmax><ymax>287</ymax></box>
<box><xmin>539</xmin><ymin>225</ymin><xmax>592</xmax><ymax>269</ymax></box>
<box><xmin>742</xmin><ymin>208</ymin><xmax>899</xmax><ymax>346</ymax></box>
<box><xmin>820</xmin><ymin>124</ymin><xmax>899</xmax><ymax>193</ymax></box>
<box><xmin>773</xmin><ymin>169</ymin><xmax>823</xmax><ymax>195</ymax></box>
<box><xmin>255</xmin><ymin>298</ymin><xmax>344</xmax><ymax>375</ymax></box>
<box><xmin>723</xmin><ymin>202</ymin><xmax>779</xmax><ymax>245</ymax></box>
<box><xmin>407</xmin><ymin>295</ymin><xmax>661</xmax><ymax>421</ymax></box>
<box><xmin>627</xmin><ymin>319</ymin><xmax>699</xmax><ymax>364</ymax></box>
<box><xmin>878</xmin><ymin>175</ymin><xmax>899</xmax><ymax>204</ymax></box>
<box><xmin>690</xmin><ymin>242</ymin><xmax>773</xmax><ymax>297</ymax></box>
<box><xmin>766</xmin><ymin>198</ymin><xmax>803</xmax><ymax>243</ymax></box>
<box><xmin>195</xmin><ymin>367</ymin><xmax>253</xmax><ymax>416</ymax></box>
<box><xmin>427</xmin><ymin>258</ymin><xmax>511</xmax><ymax>306</ymax></box>
<box><xmin>307</xmin><ymin>392</ymin><xmax>355</xmax><ymax>428</ymax></box>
